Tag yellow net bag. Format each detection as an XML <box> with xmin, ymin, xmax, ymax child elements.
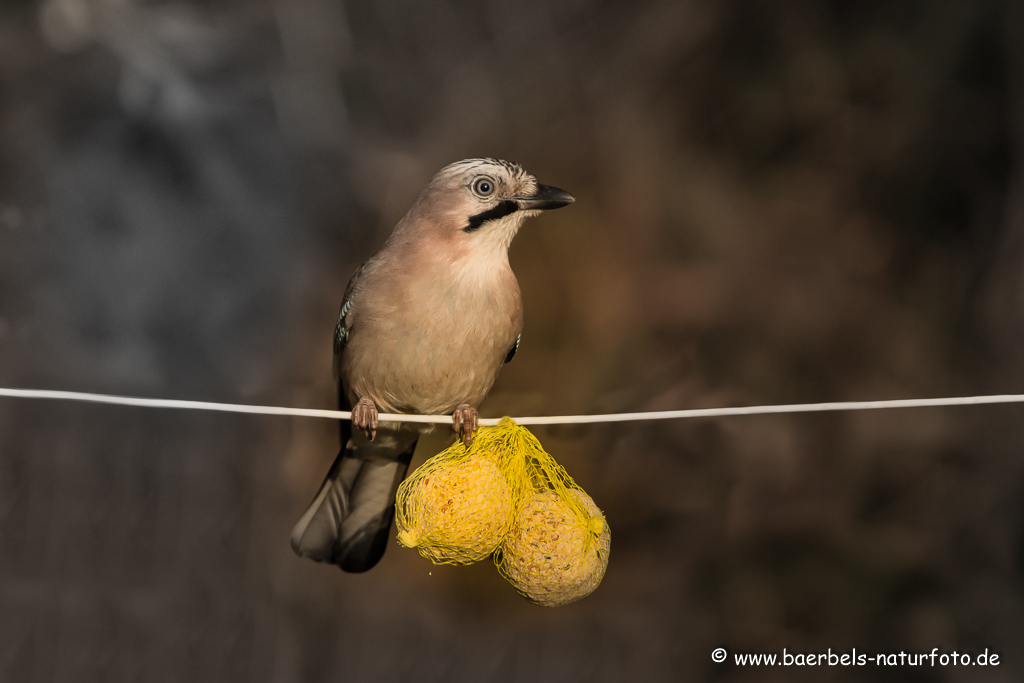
<box><xmin>394</xmin><ymin>439</ymin><xmax>514</xmax><ymax>565</ymax></box>
<box><xmin>395</xmin><ymin>417</ymin><xmax>610</xmax><ymax>606</ymax></box>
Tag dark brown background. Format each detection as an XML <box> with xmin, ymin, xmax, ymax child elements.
<box><xmin>1</xmin><ymin>0</ymin><xmax>1023</xmax><ymax>681</ymax></box>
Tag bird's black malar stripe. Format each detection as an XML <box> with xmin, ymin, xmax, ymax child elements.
<box><xmin>464</xmin><ymin>200</ymin><xmax>519</xmax><ymax>232</ymax></box>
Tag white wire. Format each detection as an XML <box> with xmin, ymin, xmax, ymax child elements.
<box><xmin>0</xmin><ymin>387</ymin><xmax>1022</xmax><ymax>426</ymax></box>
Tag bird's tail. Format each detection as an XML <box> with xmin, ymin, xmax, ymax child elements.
<box><xmin>290</xmin><ymin>435</ymin><xmax>417</xmax><ymax>573</ymax></box>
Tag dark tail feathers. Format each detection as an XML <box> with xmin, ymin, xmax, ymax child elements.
<box><xmin>290</xmin><ymin>440</ymin><xmax>416</xmax><ymax>573</ymax></box>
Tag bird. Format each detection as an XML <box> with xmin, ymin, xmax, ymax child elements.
<box><xmin>290</xmin><ymin>158</ymin><xmax>574</xmax><ymax>573</ymax></box>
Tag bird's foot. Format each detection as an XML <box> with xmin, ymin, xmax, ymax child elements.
<box><xmin>452</xmin><ymin>404</ymin><xmax>479</xmax><ymax>447</ymax></box>
<box><xmin>352</xmin><ymin>397</ymin><xmax>378</xmax><ymax>441</ymax></box>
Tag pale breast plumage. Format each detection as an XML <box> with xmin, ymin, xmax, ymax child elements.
<box><xmin>341</xmin><ymin>256</ymin><xmax>522</xmax><ymax>416</ymax></box>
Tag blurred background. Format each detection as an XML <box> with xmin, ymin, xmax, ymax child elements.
<box><xmin>1</xmin><ymin>0</ymin><xmax>1022</xmax><ymax>680</ymax></box>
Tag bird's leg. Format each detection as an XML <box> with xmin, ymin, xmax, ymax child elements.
<box><xmin>452</xmin><ymin>404</ymin><xmax>479</xmax><ymax>447</ymax></box>
<box><xmin>352</xmin><ymin>397</ymin><xmax>378</xmax><ymax>441</ymax></box>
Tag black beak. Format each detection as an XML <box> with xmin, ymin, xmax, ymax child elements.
<box><xmin>517</xmin><ymin>184</ymin><xmax>575</xmax><ymax>211</ymax></box>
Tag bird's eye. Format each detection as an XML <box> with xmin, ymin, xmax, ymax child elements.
<box><xmin>472</xmin><ymin>177</ymin><xmax>496</xmax><ymax>198</ymax></box>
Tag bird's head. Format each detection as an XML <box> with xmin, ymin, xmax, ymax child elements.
<box><xmin>396</xmin><ymin>158</ymin><xmax>574</xmax><ymax>258</ymax></box>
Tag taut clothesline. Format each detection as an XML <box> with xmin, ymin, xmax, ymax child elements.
<box><xmin>0</xmin><ymin>387</ymin><xmax>1021</xmax><ymax>425</ymax></box>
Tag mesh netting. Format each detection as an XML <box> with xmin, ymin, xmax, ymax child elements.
<box><xmin>395</xmin><ymin>442</ymin><xmax>514</xmax><ymax>565</ymax></box>
<box><xmin>498</xmin><ymin>487</ymin><xmax>610</xmax><ymax>607</ymax></box>
<box><xmin>394</xmin><ymin>417</ymin><xmax>610</xmax><ymax>606</ymax></box>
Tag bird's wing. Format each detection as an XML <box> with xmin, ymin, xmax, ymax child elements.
<box><xmin>333</xmin><ymin>262</ymin><xmax>367</xmax><ymax>359</ymax></box>
<box><xmin>504</xmin><ymin>332</ymin><xmax>521</xmax><ymax>364</ymax></box>
<box><xmin>333</xmin><ymin>262</ymin><xmax>368</xmax><ymax>448</ymax></box>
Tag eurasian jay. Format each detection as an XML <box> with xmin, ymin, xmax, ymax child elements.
<box><xmin>290</xmin><ymin>158</ymin><xmax>574</xmax><ymax>572</ymax></box>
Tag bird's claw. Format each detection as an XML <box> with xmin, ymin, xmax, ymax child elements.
<box><xmin>352</xmin><ymin>397</ymin><xmax>378</xmax><ymax>441</ymax></box>
<box><xmin>452</xmin><ymin>404</ymin><xmax>479</xmax><ymax>447</ymax></box>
